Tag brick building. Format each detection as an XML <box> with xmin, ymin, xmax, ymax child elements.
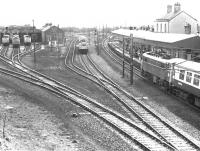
<box><xmin>41</xmin><ymin>25</ymin><xmax>64</xmax><ymax>44</ymax></box>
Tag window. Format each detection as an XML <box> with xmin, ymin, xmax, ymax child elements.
<box><xmin>193</xmin><ymin>74</ymin><xmax>200</xmax><ymax>86</ymax></box>
<box><xmin>165</xmin><ymin>24</ymin><xmax>167</xmax><ymax>32</ymax></box>
<box><xmin>160</xmin><ymin>63</ymin><xmax>165</xmax><ymax>68</ymax></box>
<box><xmin>157</xmin><ymin>23</ymin><xmax>158</xmax><ymax>32</ymax></box>
<box><xmin>186</xmin><ymin>72</ymin><xmax>192</xmax><ymax>83</ymax></box>
<box><xmin>179</xmin><ymin>70</ymin><xmax>185</xmax><ymax>80</ymax></box>
<box><xmin>160</xmin><ymin>24</ymin><xmax>162</xmax><ymax>32</ymax></box>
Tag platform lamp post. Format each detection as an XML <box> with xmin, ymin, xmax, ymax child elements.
<box><xmin>130</xmin><ymin>34</ymin><xmax>134</xmax><ymax>85</ymax></box>
<box><xmin>32</xmin><ymin>19</ymin><xmax>36</xmax><ymax>65</ymax></box>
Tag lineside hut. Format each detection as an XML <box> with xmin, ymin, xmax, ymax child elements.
<box><xmin>112</xmin><ymin>29</ymin><xmax>200</xmax><ymax>62</ymax></box>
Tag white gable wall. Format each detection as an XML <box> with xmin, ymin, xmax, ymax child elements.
<box><xmin>169</xmin><ymin>12</ymin><xmax>198</xmax><ymax>34</ymax></box>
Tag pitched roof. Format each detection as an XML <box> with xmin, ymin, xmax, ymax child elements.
<box><xmin>112</xmin><ymin>29</ymin><xmax>200</xmax><ymax>50</ymax></box>
<box><xmin>41</xmin><ymin>25</ymin><xmax>52</xmax><ymax>32</ymax></box>
<box><xmin>112</xmin><ymin>29</ymin><xmax>197</xmax><ymax>43</ymax></box>
<box><xmin>156</xmin><ymin>11</ymin><xmax>197</xmax><ymax>22</ymax></box>
<box><xmin>41</xmin><ymin>25</ymin><xmax>64</xmax><ymax>33</ymax></box>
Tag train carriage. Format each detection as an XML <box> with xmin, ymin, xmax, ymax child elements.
<box><xmin>141</xmin><ymin>51</ymin><xmax>200</xmax><ymax>107</ymax></box>
<box><xmin>173</xmin><ymin>60</ymin><xmax>200</xmax><ymax>106</ymax></box>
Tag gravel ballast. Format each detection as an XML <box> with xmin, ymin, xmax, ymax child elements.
<box><xmin>0</xmin><ymin>44</ymin><xmax>135</xmax><ymax>150</ymax></box>
<box><xmin>92</xmin><ymin>41</ymin><xmax>200</xmax><ymax>142</ymax></box>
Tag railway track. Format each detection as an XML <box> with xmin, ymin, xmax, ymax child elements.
<box><xmin>63</xmin><ymin>40</ymin><xmax>184</xmax><ymax>150</ymax></box>
<box><xmin>0</xmin><ymin>40</ymin><xmax>199</xmax><ymax>150</ymax></box>
<box><xmin>102</xmin><ymin>38</ymin><xmax>142</xmax><ymax>77</ymax></box>
<box><xmin>71</xmin><ymin>38</ymin><xmax>200</xmax><ymax>150</ymax></box>
<box><xmin>0</xmin><ymin>42</ymin><xmax>174</xmax><ymax>150</ymax></box>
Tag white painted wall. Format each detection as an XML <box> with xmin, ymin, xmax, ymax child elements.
<box><xmin>169</xmin><ymin>12</ymin><xmax>198</xmax><ymax>34</ymax></box>
<box><xmin>154</xmin><ymin>21</ymin><xmax>169</xmax><ymax>33</ymax></box>
<box><xmin>155</xmin><ymin>12</ymin><xmax>198</xmax><ymax>34</ymax></box>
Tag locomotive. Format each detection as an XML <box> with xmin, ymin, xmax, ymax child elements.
<box><xmin>12</xmin><ymin>34</ymin><xmax>20</xmax><ymax>48</ymax></box>
<box><xmin>24</xmin><ymin>35</ymin><xmax>31</xmax><ymax>46</ymax></box>
<box><xmin>76</xmin><ymin>36</ymin><xmax>89</xmax><ymax>54</ymax></box>
<box><xmin>141</xmin><ymin>52</ymin><xmax>200</xmax><ymax>107</ymax></box>
<box><xmin>2</xmin><ymin>34</ymin><xmax>10</xmax><ymax>46</ymax></box>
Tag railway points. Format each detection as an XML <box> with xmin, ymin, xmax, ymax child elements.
<box><xmin>0</xmin><ymin>28</ymin><xmax>200</xmax><ymax>150</ymax></box>
<box><xmin>0</xmin><ymin>0</ymin><xmax>199</xmax><ymax>149</ymax></box>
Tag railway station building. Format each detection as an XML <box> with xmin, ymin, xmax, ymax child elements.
<box><xmin>41</xmin><ymin>24</ymin><xmax>64</xmax><ymax>45</ymax></box>
<box><xmin>112</xmin><ymin>29</ymin><xmax>200</xmax><ymax>62</ymax></box>
<box><xmin>154</xmin><ymin>2</ymin><xmax>199</xmax><ymax>34</ymax></box>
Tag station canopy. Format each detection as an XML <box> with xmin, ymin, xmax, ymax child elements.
<box><xmin>112</xmin><ymin>29</ymin><xmax>200</xmax><ymax>50</ymax></box>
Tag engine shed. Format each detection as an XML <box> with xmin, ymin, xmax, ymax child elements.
<box><xmin>112</xmin><ymin>29</ymin><xmax>200</xmax><ymax>62</ymax></box>
<box><xmin>41</xmin><ymin>25</ymin><xmax>64</xmax><ymax>45</ymax></box>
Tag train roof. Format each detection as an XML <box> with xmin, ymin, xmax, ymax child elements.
<box><xmin>78</xmin><ymin>35</ymin><xmax>87</xmax><ymax>38</ymax></box>
<box><xmin>3</xmin><ymin>35</ymin><xmax>9</xmax><ymax>37</ymax></box>
<box><xmin>143</xmin><ymin>52</ymin><xmax>200</xmax><ymax>72</ymax></box>
<box><xmin>143</xmin><ymin>52</ymin><xmax>172</xmax><ymax>63</ymax></box>
<box><xmin>174</xmin><ymin>59</ymin><xmax>200</xmax><ymax>73</ymax></box>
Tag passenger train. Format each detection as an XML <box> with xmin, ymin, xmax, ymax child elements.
<box><xmin>108</xmin><ymin>41</ymin><xmax>200</xmax><ymax>108</ymax></box>
<box><xmin>141</xmin><ymin>52</ymin><xmax>200</xmax><ymax>107</ymax></box>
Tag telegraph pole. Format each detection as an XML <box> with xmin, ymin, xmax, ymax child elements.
<box><xmin>97</xmin><ymin>30</ymin><xmax>100</xmax><ymax>55</ymax></box>
<box><xmin>88</xmin><ymin>30</ymin><xmax>90</xmax><ymax>44</ymax></box>
<box><xmin>103</xmin><ymin>25</ymin><xmax>104</xmax><ymax>38</ymax></box>
<box><xmin>122</xmin><ymin>37</ymin><xmax>125</xmax><ymax>78</ymax></box>
<box><xmin>32</xmin><ymin>19</ymin><xmax>36</xmax><ymax>65</ymax></box>
<box><xmin>130</xmin><ymin>34</ymin><xmax>133</xmax><ymax>84</ymax></box>
<box><xmin>106</xmin><ymin>24</ymin><xmax>107</xmax><ymax>36</ymax></box>
<box><xmin>51</xmin><ymin>35</ymin><xmax>53</xmax><ymax>51</ymax></box>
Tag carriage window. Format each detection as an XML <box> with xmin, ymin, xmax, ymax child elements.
<box><xmin>193</xmin><ymin>74</ymin><xmax>200</xmax><ymax>86</ymax></box>
<box><xmin>160</xmin><ymin>63</ymin><xmax>165</xmax><ymax>68</ymax></box>
<box><xmin>186</xmin><ymin>72</ymin><xmax>192</xmax><ymax>83</ymax></box>
<box><xmin>179</xmin><ymin>70</ymin><xmax>185</xmax><ymax>80</ymax></box>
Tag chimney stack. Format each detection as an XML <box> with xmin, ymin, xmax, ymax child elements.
<box><xmin>174</xmin><ymin>2</ymin><xmax>181</xmax><ymax>13</ymax></box>
<box><xmin>167</xmin><ymin>5</ymin><xmax>172</xmax><ymax>14</ymax></box>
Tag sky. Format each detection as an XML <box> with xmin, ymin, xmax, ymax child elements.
<box><xmin>0</xmin><ymin>0</ymin><xmax>200</xmax><ymax>28</ymax></box>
